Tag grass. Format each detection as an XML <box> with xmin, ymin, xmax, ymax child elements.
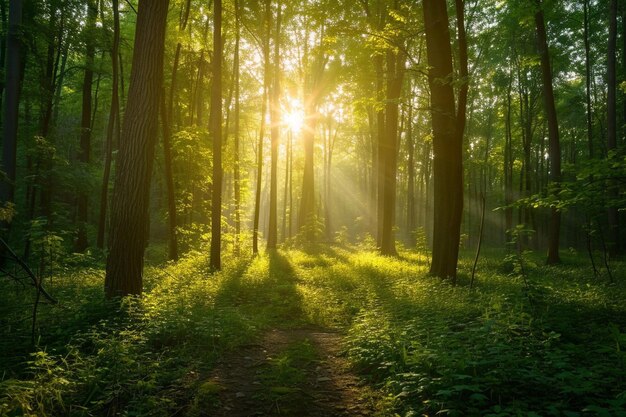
<box><xmin>1</xmin><ymin>244</ymin><xmax>625</xmax><ymax>416</ymax></box>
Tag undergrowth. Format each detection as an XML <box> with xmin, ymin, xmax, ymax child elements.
<box><xmin>1</xmin><ymin>245</ymin><xmax>625</xmax><ymax>416</ymax></box>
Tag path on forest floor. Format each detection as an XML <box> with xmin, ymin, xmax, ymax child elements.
<box><xmin>191</xmin><ymin>327</ymin><xmax>376</xmax><ymax>416</ymax></box>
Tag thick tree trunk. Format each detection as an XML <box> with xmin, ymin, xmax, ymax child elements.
<box><xmin>210</xmin><ymin>0</ymin><xmax>223</xmax><ymax>270</ymax></box>
<box><xmin>104</xmin><ymin>0</ymin><xmax>169</xmax><ymax>297</ymax></box>
<box><xmin>534</xmin><ymin>1</ymin><xmax>561</xmax><ymax>264</ymax></box>
<box><xmin>423</xmin><ymin>0</ymin><xmax>464</xmax><ymax>280</ymax></box>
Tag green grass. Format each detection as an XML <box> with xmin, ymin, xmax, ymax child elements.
<box><xmin>1</xmin><ymin>244</ymin><xmax>625</xmax><ymax>416</ymax></box>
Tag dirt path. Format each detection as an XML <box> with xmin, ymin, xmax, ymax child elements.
<box><xmin>189</xmin><ymin>328</ymin><xmax>376</xmax><ymax>416</ymax></box>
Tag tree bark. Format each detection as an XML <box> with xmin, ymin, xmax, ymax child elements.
<box><xmin>534</xmin><ymin>0</ymin><xmax>561</xmax><ymax>264</ymax></box>
<box><xmin>210</xmin><ymin>0</ymin><xmax>223</xmax><ymax>270</ymax></box>
<box><xmin>105</xmin><ymin>0</ymin><xmax>169</xmax><ymax>297</ymax></box>
<box><xmin>423</xmin><ymin>0</ymin><xmax>464</xmax><ymax>280</ymax></box>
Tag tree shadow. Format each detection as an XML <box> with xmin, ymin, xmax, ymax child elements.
<box><xmin>212</xmin><ymin>249</ymin><xmax>306</xmax><ymax>328</ymax></box>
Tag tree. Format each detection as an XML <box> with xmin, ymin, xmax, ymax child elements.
<box><xmin>97</xmin><ymin>0</ymin><xmax>121</xmax><ymax>249</ymax></box>
<box><xmin>534</xmin><ymin>0</ymin><xmax>561</xmax><ymax>264</ymax></box>
<box><xmin>104</xmin><ymin>0</ymin><xmax>169</xmax><ymax>298</ymax></box>
<box><xmin>607</xmin><ymin>0</ymin><xmax>620</xmax><ymax>255</ymax></box>
<box><xmin>0</xmin><ymin>0</ymin><xmax>23</xmax><ymax>225</ymax></box>
<box><xmin>423</xmin><ymin>0</ymin><xmax>466</xmax><ymax>280</ymax></box>
<box><xmin>74</xmin><ymin>0</ymin><xmax>98</xmax><ymax>252</ymax></box>
<box><xmin>233</xmin><ymin>0</ymin><xmax>242</xmax><ymax>250</ymax></box>
<box><xmin>267</xmin><ymin>1</ymin><xmax>282</xmax><ymax>250</ymax></box>
<box><xmin>253</xmin><ymin>0</ymin><xmax>271</xmax><ymax>254</ymax></box>
<box><xmin>210</xmin><ymin>0</ymin><xmax>223</xmax><ymax>270</ymax></box>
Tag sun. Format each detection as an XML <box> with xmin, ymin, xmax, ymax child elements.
<box><xmin>282</xmin><ymin>98</ymin><xmax>305</xmax><ymax>133</ymax></box>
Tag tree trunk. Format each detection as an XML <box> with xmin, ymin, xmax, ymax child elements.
<box><xmin>375</xmin><ymin>54</ymin><xmax>385</xmax><ymax>246</ymax></box>
<box><xmin>253</xmin><ymin>0</ymin><xmax>271</xmax><ymax>254</ymax></box>
<box><xmin>282</xmin><ymin>131</ymin><xmax>291</xmax><ymax>242</ymax></box>
<box><xmin>0</xmin><ymin>0</ymin><xmax>22</xmax><ymax>220</ymax></box>
<box><xmin>584</xmin><ymin>0</ymin><xmax>593</xmax><ymax>159</ymax></box>
<box><xmin>96</xmin><ymin>0</ymin><xmax>120</xmax><ymax>249</ymax></box>
<box><xmin>267</xmin><ymin>0</ymin><xmax>281</xmax><ymax>250</ymax></box>
<box><xmin>233</xmin><ymin>0</ymin><xmax>241</xmax><ymax>249</ymax></box>
<box><xmin>75</xmin><ymin>0</ymin><xmax>98</xmax><ymax>253</ymax></box>
<box><xmin>423</xmin><ymin>0</ymin><xmax>464</xmax><ymax>280</ymax></box>
<box><xmin>504</xmin><ymin>71</ymin><xmax>514</xmax><ymax>240</ymax></box>
<box><xmin>406</xmin><ymin>95</ymin><xmax>416</xmax><ymax>245</ymax></box>
<box><xmin>210</xmin><ymin>0</ymin><xmax>223</xmax><ymax>270</ymax></box>
<box><xmin>104</xmin><ymin>0</ymin><xmax>169</xmax><ymax>297</ymax></box>
<box><xmin>0</xmin><ymin>0</ymin><xmax>6</xmax><ymax>114</ymax></box>
<box><xmin>534</xmin><ymin>0</ymin><xmax>561</xmax><ymax>264</ymax></box>
<box><xmin>161</xmin><ymin>94</ymin><xmax>178</xmax><ymax>261</ymax></box>
<box><xmin>380</xmin><ymin>48</ymin><xmax>405</xmax><ymax>256</ymax></box>
<box><xmin>160</xmin><ymin>0</ymin><xmax>191</xmax><ymax>261</ymax></box>
<box><xmin>607</xmin><ymin>0</ymin><xmax>620</xmax><ymax>255</ymax></box>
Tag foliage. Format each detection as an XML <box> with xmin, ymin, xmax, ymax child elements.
<box><xmin>2</xmin><ymin>247</ymin><xmax>626</xmax><ymax>415</ymax></box>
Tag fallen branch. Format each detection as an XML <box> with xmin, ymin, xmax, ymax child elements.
<box><xmin>0</xmin><ymin>237</ymin><xmax>57</xmax><ymax>304</ymax></box>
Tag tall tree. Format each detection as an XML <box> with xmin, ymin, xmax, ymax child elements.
<box><xmin>379</xmin><ymin>44</ymin><xmax>406</xmax><ymax>256</ymax></box>
<box><xmin>161</xmin><ymin>0</ymin><xmax>192</xmax><ymax>261</ymax></box>
<box><xmin>104</xmin><ymin>0</ymin><xmax>169</xmax><ymax>297</ymax></box>
<box><xmin>267</xmin><ymin>0</ymin><xmax>281</xmax><ymax>250</ymax></box>
<box><xmin>233</xmin><ymin>0</ymin><xmax>242</xmax><ymax>250</ymax></box>
<box><xmin>252</xmin><ymin>0</ymin><xmax>271</xmax><ymax>254</ymax></box>
<box><xmin>534</xmin><ymin>0</ymin><xmax>561</xmax><ymax>264</ymax></box>
<box><xmin>210</xmin><ymin>0</ymin><xmax>223</xmax><ymax>270</ymax></box>
<box><xmin>0</xmin><ymin>0</ymin><xmax>23</xmax><ymax>225</ymax></box>
<box><xmin>74</xmin><ymin>0</ymin><xmax>98</xmax><ymax>252</ymax></box>
<box><xmin>607</xmin><ymin>0</ymin><xmax>620</xmax><ymax>254</ymax></box>
<box><xmin>423</xmin><ymin>0</ymin><xmax>465</xmax><ymax>280</ymax></box>
<box><xmin>97</xmin><ymin>0</ymin><xmax>121</xmax><ymax>249</ymax></box>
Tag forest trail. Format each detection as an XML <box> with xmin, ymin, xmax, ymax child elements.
<box><xmin>194</xmin><ymin>327</ymin><xmax>375</xmax><ymax>416</ymax></box>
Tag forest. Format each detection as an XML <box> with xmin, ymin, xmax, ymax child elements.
<box><xmin>1</xmin><ymin>0</ymin><xmax>626</xmax><ymax>415</ymax></box>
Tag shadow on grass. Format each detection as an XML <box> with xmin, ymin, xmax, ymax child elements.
<box><xmin>212</xmin><ymin>250</ymin><xmax>306</xmax><ymax>329</ymax></box>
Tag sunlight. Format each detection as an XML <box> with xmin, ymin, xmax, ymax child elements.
<box><xmin>282</xmin><ymin>97</ymin><xmax>305</xmax><ymax>133</ymax></box>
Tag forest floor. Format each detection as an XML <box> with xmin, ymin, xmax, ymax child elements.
<box><xmin>199</xmin><ymin>327</ymin><xmax>375</xmax><ymax>416</ymax></box>
<box><xmin>2</xmin><ymin>244</ymin><xmax>626</xmax><ymax>416</ymax></box>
